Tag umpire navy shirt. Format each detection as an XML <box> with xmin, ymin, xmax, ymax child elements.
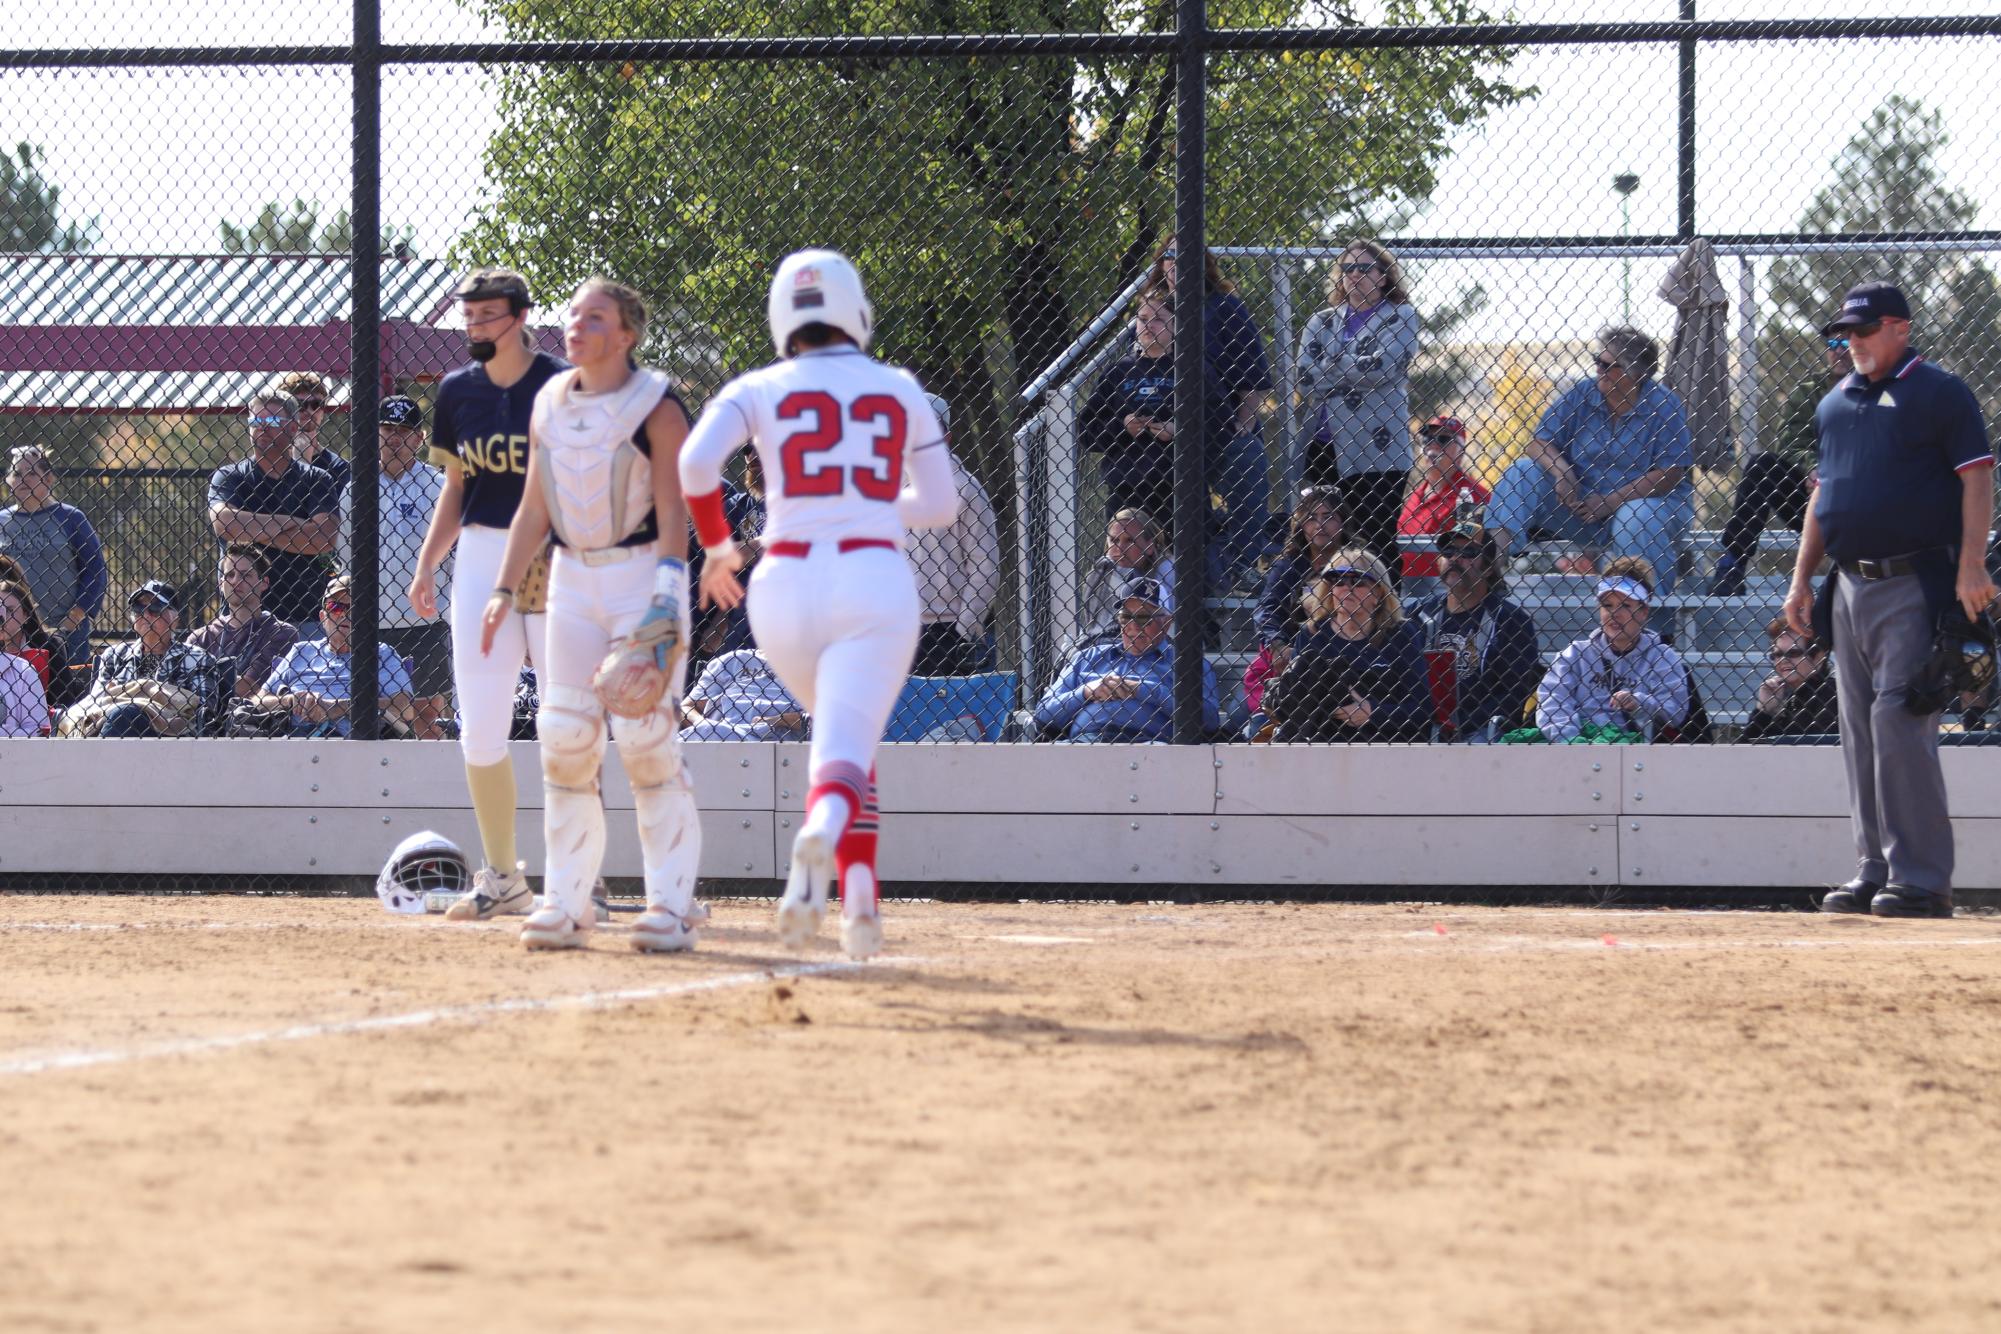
<box><xmin>1813</xmin><ymin>349</ymin><xmax>1993</xmax><ymax>562</ymax></box>
<box><xmin>429</xmin><ymin>351</ymin><xmax>567</xmax><ymax>529</ymax></box>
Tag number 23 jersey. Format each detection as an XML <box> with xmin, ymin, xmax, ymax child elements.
<box><xmin>679</xmin><ymin>345</ymin><xmax>949</xmax><ymax>546</ymax></box>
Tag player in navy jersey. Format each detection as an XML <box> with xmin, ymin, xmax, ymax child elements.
<box><xmin>408</xmin><ymin>269</ymin><xmax>567</xmax><ymax>920</ymax></box>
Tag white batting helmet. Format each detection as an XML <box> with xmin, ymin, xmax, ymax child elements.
<box><xmin>376</xmin><ymin>830</ymin><xmax>472</xmax><ymax>915</ymax></box>
<box><xmin>768</xmin><ymin>249</ymin><xmax>873</xmax><ymax>357</ymax></box>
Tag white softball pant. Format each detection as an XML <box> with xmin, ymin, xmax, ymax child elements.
<box><xmin>450</xmin><ymin>524</ymin><xmax>545</xmax><ymax>767</ymax></box>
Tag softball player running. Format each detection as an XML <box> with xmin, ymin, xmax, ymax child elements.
<box><xmin>480</xmin><ymin>278</ymin><xmax>702</xmax><ymax>953</ymax></box>
<box><xmin>410</xmin><ymin>269</ymin><xmax>564</xmax><ymax>919</ymax></box>
<box><xmin>679</xmin><ymin>249</ymin><xmax>960</xmax><ymax>959</ymax></box>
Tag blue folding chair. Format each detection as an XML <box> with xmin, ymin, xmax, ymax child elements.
<box><xmin>884</xmin><ymin>672</ymin><xmax>1020</xmax><ymax>742</ymax></box>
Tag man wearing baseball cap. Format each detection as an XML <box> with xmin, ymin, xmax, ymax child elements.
<box><xmin>1783</xmin><ymin>280</ymin><xmax>1998</xmax><ymax>918</ymax></box>
<box><xmin>1033</xmin><ymin>575</ymin><xmax>1218</xmax><ymax>742</ymax></box>
<box><xmin>338</xmin><ymin>394</ymin><xmax>454</xmax><ymax>737</ymax></box>
<box><xmin>65</xmin><ymin>580</ymin><xmax>230</xmax><ymax>737</ymax></box>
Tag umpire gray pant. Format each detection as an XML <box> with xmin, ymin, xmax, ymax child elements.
<box><xmin>1832</xmin><ymin>569</ymin><xmax>1952</xmax><ymax>893</ymax></box>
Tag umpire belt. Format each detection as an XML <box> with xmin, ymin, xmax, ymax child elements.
<box><xmin>1842</xmin><ymin>547</ymin><xmax>1950</xmax><ymax>581</ymax></box>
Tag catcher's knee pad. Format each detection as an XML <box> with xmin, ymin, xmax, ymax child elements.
<box><xmin>611</xmin><ymin>704</ymin><xmax>683</xmax><ymax>789</ymax></box>
<box><xmin>537</xmin><ymin>684</ymin><xmax>606</xmax><ymax>792</ymax></box>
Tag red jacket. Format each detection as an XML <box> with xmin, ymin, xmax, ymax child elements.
<box><xmin>1398</xmin><ymin>470</ymin><xmax>1490</xmax><ymax>577</ymax></box>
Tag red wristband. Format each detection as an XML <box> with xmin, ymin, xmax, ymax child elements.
<box><xmin>686</xmin><ymin>487</ymin><xmax>732</xmax><ymax>550</ymax></box>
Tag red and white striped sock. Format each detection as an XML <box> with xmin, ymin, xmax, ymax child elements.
<box><xmin>837</xmin><ymin>767</ymin><xmax>880</xmax><ymax>917</ymax></box>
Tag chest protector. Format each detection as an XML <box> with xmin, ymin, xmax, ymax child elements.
<box><xmin>532</xmin><ymin>367</ymin><xmax>669</xmax><ymax>551</ymax></box>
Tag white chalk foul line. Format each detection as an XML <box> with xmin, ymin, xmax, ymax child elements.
<box><xmin>0</xmin><ymin>956</ymin><xmax>923</xmax><ymax>1080</ymax></box>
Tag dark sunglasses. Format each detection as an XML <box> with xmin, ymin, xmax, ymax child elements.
<box><xmin>1845</xmin><ymin>321</ymin><xmax>1883</xmax><ymax>339</ymax></box>
<box><xmin>323</xmin><ymin>599</ymin><xmax>351</xmax><ymax>615</ymax></box>
<box><xmin>1594</xmin><ymin>355</ymin><xmax>1623</xmax><ymax>374</ymax></box>
<box><xmin>1341</xmin><ymin>261</ymin><xmax>1383</xmax><ymax>275</ymax></box>
<box><xmin>1770</xmin><ymin>647</ymin><xmax>1814</xmax><ymax>660</ymax></box>
<box><xmin>1825</xmin><ymin>337</ymin><xmax>1850</xmax><ymax>350</ymax></box>
<box><xmin>1439</xmin><ymin>545</ymin><xmax>1483</xmax><ymax>562</ymax></box>
<box><xmin>1326</xmin><ymin>572</ymin><xmax>1379</xmax><ymax>588</ymax></box>
<box><xmin>295</xmin><ymin>399</ymin><xmax>327</xmax><ymax>411</ymax></box>
<box><xmin>131</xmin><ymin>601</ymin><xmax>172</xmax><ymax>616</ymax></box>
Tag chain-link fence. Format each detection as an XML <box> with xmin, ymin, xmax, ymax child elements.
<box><xmin>2</xmin><ymin>6</ymin><xmax>2000</xmax><ymax>893</ymax></box>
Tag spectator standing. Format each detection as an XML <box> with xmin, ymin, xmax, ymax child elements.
<box><xmin>338</xmin><ymin>394</ymin><xmax>453</xmax><ymax>738</ymax></box>
<box><xmin>185</xmin><ymin>546</ymin><xmax>299</xmax><ymax>701</ymax></box>
<box><xmin>681</xmin><ymin>648</ymin><xmax>809</xmax><ymax>742</ymax></box>
<box><xmin>207</xmin><ymin>388</ymin><xmax>340</xmax><ymax>629</ymax></box>
<box><xmin>1397</xmin><ymin>416</ymin><xmax>1490</xmax><ymax>582</ymax></box>
<box><xmin>1742</xmin><ymin>618</ymin><xmax>1839</xmax><ymax>741</ymax></box>
<box><xmin>1262</xmin><ymin>547</ymin><xmax>1428</xmax><ymax>742</ymax></box>
<box><xmin>1407</xmin><ymin>520</ymin><xmax>1543</xmax><ymax>741</ymax></box>
<box><xmin>1151</xmin><ymin>237</ymin><xmax>1275</xmax><ymax>588</ymax></box>
<box><xmin>1297</xmin><ymin>240</ymin><xmax>1421</xmax><ymax>583</ymax></box>
<box><xmin>0</xmin><ymin>576</ymin><xmax>84</xmax><ymax>710</ymax></box>
<box><xmin>1782</xmin><ymin>281</ymin><xmax>1997</xmax><ymax>918</ymax></box>
<box><xmin>247</xmin><ymin>573</ymin><xmax>415</xmax><ymax>737</ymax></box>
<box><xmin>1488</xmin><ymin>326</ymin><xmax>1695</xmax><ymax>592</ymax></box>
<box><xmin>0</xmin><ymin>445</ymin><xmax>107</xmax><ymax>662</ymax></box>
<box><xmin>1709</xmin><ymin>336</ymin><xmax>1851</xmax><ymax>596</ymax></box>
<box><xmin>73</xmin><ymin>581</ymin><xmax>230</xmax><ymax>738</ymax></box>
<box><xmin>908</xmin><ymin>393</ymin><xmax>1001</xmax><ymax>676</ymax></box>
<box><xmin>275</xmin><ymin>371</ymin><xmax>350</xmax><ymax>495</ymax></box>
<box><xmin>1079</xmin><ymin>286</ymin><xmax>1228</xmax><ymax>529</ymax></box>
<box><xmin>1075</xmin><ymin>508</ymin><xmax>1178</xmax><ymax>651</ymax></box>
<box><xmin>1034</xmin><ymin>575</ymin><xmax>1217</xmax><ymax>741</ymax></box>
<box><xmin>1536</xmin><ymin>556</ymin><xmax>1689</xmax><ymax>741</ymax></box>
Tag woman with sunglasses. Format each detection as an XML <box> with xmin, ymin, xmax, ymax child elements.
<box><xmin>1263</xmin><ymin>546</ymin><xmax>1427</xmax><ymax>743</ymax></box>
<box><xmin>1742</xmin><ymin>618</ymin><xmax>1838</xmax><ymax>740</ymax></box>
<box><xmin>1708</xmin><ymin>335</ymin><xmax>1850</xmax><ymax>596</ymax></box>
<box><xmin>1297</xmin><ymin>240</ymin><xmax>1420</xmax><ymax>585</ymax></box>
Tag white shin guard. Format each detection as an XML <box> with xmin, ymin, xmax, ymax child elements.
<box><xmin>539</xmin><ymin>685</ymin><xmax>608</xmax><ymax>923</ymax></box>
<box><xmin>615</xmin><ymin>705</ymin><xmax>700</xmax><ymax>917</ymax></box>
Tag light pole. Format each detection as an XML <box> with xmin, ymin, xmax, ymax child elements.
<box><xmin>1614</xmin><ymin>172</ymin><xmax>1640</xmax><ymax>322</ymax></box>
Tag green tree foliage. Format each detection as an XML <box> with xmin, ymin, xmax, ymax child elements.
<box><xmin>1768</xmin><ymin>96</ymin><xmax>2001</xmax><ymax>418</ymax></box>
<box><xmin>220</xmin><ymin>198</ymin><xmax>416</xmax><ymax>256</ymax></box>
<box><xmin>0</xmin><ymin>142</ymin><xmax>93</xmax><ymax>252</ymax></box>
<box><xmin>455</xmin><ymin>0</ymin><xmax>1527</xmax><ymax>463</ymax></box>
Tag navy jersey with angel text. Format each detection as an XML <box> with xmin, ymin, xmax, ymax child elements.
<box><xmin>428</xmin><ymin>350</ymin><xmax>568</xmax><ymax>528</ymax></box>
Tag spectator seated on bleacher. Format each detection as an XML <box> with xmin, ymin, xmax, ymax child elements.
<box><xmin>0</xmin><ymin>643</ymin><xmax>47</xmax><ymax>736</ymax></box>
<box><xmin>0</xmin><ymin>575</ymin><xmax>84</xmax><ymax>711</ymax></box>
<box><xmin>1742</xmin><ymin>617</ymin><xmax>1839</xmax><ymax>741</ymax></box>
<box><xmin>1535</xmin><ymin>556</ymin><xmax>1689</xmax><ymax>742</ymax></box>
<box><xmin>681</xmin><ymin>649</ymin><xmax>809</xmax><ymax>742</ymax></box>
<box><xmin>241</xmin><ymin>573</ymin><xmax>415</xmax><ymax>738</ymax></box>
<box><xmin>1034</xmin><ymin>576</ymin><xmax>1216</xmax><ymax>742</ymax></box>
<box><xmin>59</xmin><ymin>580</ymin><xmax>230</xmax><ymax>738</ymax></box>
<box><xmin>1406</xmin><ymin>519</ymin><xmax>1542</xmax><ymax>742</ymax></box>
<box><xmin>1073</xmin><ymin>508</ymin><xmax>1177</xmax><ymax>653</ymax></box>
<box><xmin>184</xmin><ymin>545</ymin><xmax>299</xmax><ymax>701</ymax></box>
<box><xmin>1261</xmin><ymin>547</ymin><xmax>1428</xmax><ymax>743</ymax></box>
<box><xmin>1255</xmin><ymin>485</ymin><xmax>1345</xmax><ymax>651</ymax></box>
<box><xmin>1487</xmin><ymin>326</ymin><xmax>1694</xmax><ymax>593</ymax></box>
<box><xmin>1396</xmin><ymin>416</ymin><xmax>1489</xmax><ymax>585</ymax></box>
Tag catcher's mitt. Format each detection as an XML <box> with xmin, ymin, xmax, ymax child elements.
<box><xmin>593</xmin><ymin>602</ymin><xmax>687</xmax><ymax>719</ymax></box>
<box><xmin>515</xmin><ymin>543</ymin><xmax>553</xmax><ymax>614</ymax></box>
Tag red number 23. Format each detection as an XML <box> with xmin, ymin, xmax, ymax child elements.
<box><xmin>775</xmin><ymin>391</ymin><xmax>906</xmax><ymax>501</ymax></box>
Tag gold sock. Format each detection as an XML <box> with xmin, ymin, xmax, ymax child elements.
<box><xmin>465</xmin><ymin>759</ymin><xmax>520</xmax><ymax>872</ymax></box>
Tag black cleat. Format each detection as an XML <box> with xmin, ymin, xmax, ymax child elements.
<box><xmin>1870</xmin><ymin>885</ymin><xmax>1953</xmax><ymax>919</ymax></box>
<box><xmin>1819</xmin><ymin>879</ymin><xmax>1881</xmax><ymax>914</ymax></box>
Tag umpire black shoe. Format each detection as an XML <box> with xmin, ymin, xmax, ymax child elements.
<box><xmin>1819</xmin><ymin>879</ymin><xmax>1881</xmax><ymax>914</ymax></box>
<box><xmin>1870</xmin><ymin>885</ymin><xmax>1954</xmax><ymax>919</ymax></box>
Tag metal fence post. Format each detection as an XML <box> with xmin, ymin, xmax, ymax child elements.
<box><xmin>349</xmin><ymin>0</ymin><xmax>382</xmax><ymax>740</ymax></box>
<box><xmin>1171</xmin><ymin>0</ymin><xmax>1209</xmax><ymax>745</ymax></box>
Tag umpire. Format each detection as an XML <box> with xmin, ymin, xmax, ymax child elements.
<box><xmin>1784</xmin><ymin>281</ymin><xmax>1998</xmax><ymax>918</ymax></box>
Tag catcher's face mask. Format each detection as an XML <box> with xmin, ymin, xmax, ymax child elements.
<box><xmin>1904</xmin><ymin>608</ymin><xmax>1997</xmax><ymax>716</ymax></box>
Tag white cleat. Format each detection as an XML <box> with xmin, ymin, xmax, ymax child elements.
<box><xmin>630</xmin><ymin>906</ymin><xmax>700</xmax><ymax>954</ymax></box>
<box><xmin>685</xmin><ymin>899</ymin><xmax>711</xmax><ymax>927</ymax></box>
<box><xmin>445</xmin><ymin>863</ymin><xmax>534</xmax><ymax>921</ymax></box>
<box><xmin>775</xmin><ymin>830</ymin><xmax>834</xmax><ymax>949</ymax></box>
<box><xmin>840</xmin><ymin>911</ymin><xmax>884</xmax><ymax>961</ymax></box>
<box><xmin>519</xmin><ymin>905</ymin><xmax>589</xmax><ymax>951</ymax></box>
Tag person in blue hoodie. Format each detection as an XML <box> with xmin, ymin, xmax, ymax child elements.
<box><xmin>1034</xmin><ymin>575</ymin><xmax>1217</xmax><ymax>742</ymax></box>
<box><xmin>1263</xmin><ymin>547</ymin><xmax>1429</xmax><ymax>742</ymax></box>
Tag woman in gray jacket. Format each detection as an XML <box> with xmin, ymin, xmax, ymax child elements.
<box><xmin>1297</xmin><ymin>239</ymin><xmax>1420</xmax><ymax>585</ymax></box>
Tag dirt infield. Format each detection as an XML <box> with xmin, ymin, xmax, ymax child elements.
<box><xmin>2</xmin><ymin>896</ymin><xmax>1999</xmax><ymax>1333</ymax></box>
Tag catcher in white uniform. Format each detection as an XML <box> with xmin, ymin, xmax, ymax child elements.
<box><xmin>479</xmin><ymin>277</ymin><xmax>702</xmax><ymax>952</ymax></box>
<box><xmin>680</xmin><ymin>249</ymin><xmax>959</xmax><ymax>960</ymax></box>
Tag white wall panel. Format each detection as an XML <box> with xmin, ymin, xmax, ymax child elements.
<box><xmin>1622</xmin><ymin>816</ymin><xmax>2001</xmax><ymax>890</ymax></box>
<box><xmin>1212</xmin><ymin>744</ymin><xmax>1615</xmax><ymax>817</ymax></box>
